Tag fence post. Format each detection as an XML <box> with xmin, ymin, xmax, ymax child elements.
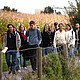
<box><xmin>0</xmin><ymin>51</ymin><xmax>2</xmax><ymax>80</ymax></box>
<box><xmin>36</xmin><ymin>47</ymin><xmax>42</xmax><ymax>80</ymax></box>
<box><xmin>0</xmin><ymin>33</ymin><xmax>2</xmax><ymax>80</ymax></box>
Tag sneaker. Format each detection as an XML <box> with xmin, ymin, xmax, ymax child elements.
<box><xmin>24</xmin><ymin>67</ymin><xmax>27</xmax><ymax>70</ymax></box>
<box><xmin>18</xmin><ymin>69</ymin><xmax>21</xmax><ymax>72</ymax></box>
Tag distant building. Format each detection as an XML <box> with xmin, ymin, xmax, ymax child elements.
<box><xmin>35</xmin><ymin>9</ymin><xmax>44</xmax><ymax>14</ymax></box>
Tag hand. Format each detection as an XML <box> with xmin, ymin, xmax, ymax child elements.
<box><xmin>17</xmin><ymin>48</ymin><xmax>19</xmax><ymax>52</ymax></box>
<box><xmin>54</xmin><ymin>47</ymin><xmax>56</xmax><ymax>50</ymax></box>
<box><xmin>72</xmin><ymin>45</ymin><xmax>74</xmax><ymax>48</ymax></box>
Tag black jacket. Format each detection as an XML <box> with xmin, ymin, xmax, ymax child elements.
<box><xmin>74</xmin><ymin>28</ymin><xmax>80</xmax><ymax>44</ymax></box>
<box><xmin>41</xmin><ymin>30</ymin><xmax>54</xmax><ymax>47</ymax></box>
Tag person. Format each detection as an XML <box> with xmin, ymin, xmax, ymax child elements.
<box><xmin>25</xmin><ymin>21</ymin><xmax>42</xmax><ymax>72</ymax></box>
<box><xmin>54</xmin><ymin>23</ymin><xmax>68</xmax><ymax>59</ymax></box>
<box><xmin>13</xmin><ymin>25</ymin><xmax>21</xmax><ymax>72</ymax></box>
<box><xmin>54</xmin><ymin>22</ymin><xmax>59</xmax><ymax>31</ymax></box>
<box><xmin>41</xmin><ymin>24</ymin><xmax>54</xmax><ymax>56</ymax></box>
<box><xmin>18</xmin><ymin>24</ymin><xmax>28</xmax><ymax>69</ymax></box>
<box><xmin>50</xmin><ymin>26</ymin><xmax>57</xmax><ymax>54</ymax></box>
<box><xmin>3</xmin><ymin>24</ymin><xmax>21</xmax><ymax>74</ymax></box>
<box><xmin>66</xmin><ymin>24</ymin><xmax>75</xmax><ymax>58</ymax></box>
<box><xmin>74</xmin><ymin>23</ymin><xmax>80</xmax><ymax>59</ymax></box>
<box><xmin>37</xmin><ymin>26</ymin><xmax>40</xmax><ymax>31</ymax></box>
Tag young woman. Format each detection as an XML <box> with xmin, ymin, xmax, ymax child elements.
<box><xmin>66</xmin><ymin>24</ymin><xmax>75</xmax><ymax>58</ymax></box>
<box><xmin>41</xmin><ymin>24</ymin><xmax>53</xmax><ymax>56</ymax></box>
<box><xmin>19</xmin><ymin>24</ymin><xmax>27</xmax><ymax>69</ymax></box>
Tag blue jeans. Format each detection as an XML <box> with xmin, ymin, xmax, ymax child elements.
<box><xmin>74</xmin><ymin>44</ymin><xmax>80</xmax><ymax>55</ymax></box>
<box><xmin>42</xmin><ymin>46</ymin><xmax>55</xmax><ymax>56</ymax></box>
<box><xmin>68</xmin><ymin>45</ymin><xmax>75</xmax><ymax>58</ymax></box>
<box><xmin>5</xmin><ymin>50</ymin><xmax>17</xmax><ymax>71</ymax></box>
<box><xmin>23</xmin><ymin>58</ymin><xmax>27</xmax><ymax>67</ymax></box>
<box><xmin>16</xmin><ymin>52</ymin><xmax>21</xmax><ymax>70</ymax></box>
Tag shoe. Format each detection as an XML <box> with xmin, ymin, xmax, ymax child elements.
<box><xmin>32</xmin><ymin>70</ymin><xmax>35</xmax><ymax>75</ymax></box>
<box><xmin>24</xmin><ymin>67</ymin><xmax>27</xmax><ymax>70</ymax></box>
<box><xmin>18</xmin><ymin>69</ymin><xmax>21</xmax><ymax>72</ymax></box>
<box><xmin>8</xmin><ymin>67</ymin><xmax>12</xmax><ymax>74</ymax></box>
<box><xmin>8</xmin><ymin>71</ymin><xmax>11</xmax><ymax>74</ymax></box>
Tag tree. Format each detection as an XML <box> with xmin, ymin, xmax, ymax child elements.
<box><xmin>64</xmin><ymin>0</ymin><xmax>80</xmax><ymax>26</ymax></box>
<box><xmin>2</xmin><ymin>6</ymin><xmax>17</xmax><ymax>12</ymax></box>
<box><xmin>41</xmin><ymin>6</ymin><xmax>53</xmax><ymax>14</ymax></box>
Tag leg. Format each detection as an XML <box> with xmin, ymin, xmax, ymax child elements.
<box><xmin>30</xmin><ymin>49</ymin><xmax>36</xmax><ymax>71</ymax></box>
<box><xmin>12</xmin><ymin>51</ymin><xmax>17</xmax><ymax>73</ymax></box>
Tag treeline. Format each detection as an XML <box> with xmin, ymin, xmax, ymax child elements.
<box><xmin>2</xmin><ymin>6</ymin><xmax>17</xmax><ymax>12</ymax></box>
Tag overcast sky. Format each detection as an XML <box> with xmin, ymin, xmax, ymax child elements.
<box><xmin>0</xmin><ymin>0</ymin><xmax>76</xmax><ymax>14</ymax></box>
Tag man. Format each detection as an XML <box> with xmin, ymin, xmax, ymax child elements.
<box><xmin>54</xmin><ymin>22</ymin><xmax>59</xmax><ymax>31</ymax></box>
<box><xmin>3</xmin><ymin>24</ymin><xmax>21</xmax><ymax>74</ymax></box>
<box><xmin>74</xmin><ymin>23</ymin><xmax>80</xmax><ymax>58</ymax></box>
<box><xmin>54</xmin><ymin>23</ymin><xmax>68</xmax><ymax>59</ymax></box>
<box><xmin>25</xmin><ymin>21</ymin><xmax>42</xmax><ymax>72</ymax></box>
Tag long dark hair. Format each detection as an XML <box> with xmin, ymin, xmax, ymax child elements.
<box><xmin>19</xmin><ymin>24</ymin><xmax>25</xmax><ymax>31</ymax></box>
<box><xmin>66</xmin><ymin>24</ymin><xmax>71</xmax><ymax>30</ymax></box>
<box><xmin>43</xmin><ymin>24</ymin><xmax>50</xmax><ymax>32</ymax></box>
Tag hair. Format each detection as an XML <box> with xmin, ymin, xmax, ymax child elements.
<box><xmin>75</xmin><ymin>23</ymin><xmax>80</xmax><ymax>25</ymax></box>
<box><xmin>19</xmin><ymin>24</ymin><xmax>25</xmax><ymax>31</ymax></box>
<box><xmin>43</xmin><ymin>23</ymin><xmax>50</xmax><ymax>31</ymax></box>
<box><xmin>66</xmin><ymin>24</ymin><xmax>71</xmax><ymax>30</ymax></box>
<box><xmin>7</xmin><ymin>24</ymin><xmax>14</xmax><ymax>28</ymax></box>
<box><xmin>29</xmin><ymin>21</ymin><xmax>35</xmax><ymax>25</ymax></box>
<box><xmin>58</xmin><ymin>23</ymin><xmax>64</xmax><ymax>27</ymax></box>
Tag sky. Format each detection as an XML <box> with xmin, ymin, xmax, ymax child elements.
<box><xmin>0</xmin><ymin>0</ymin><xmax>76</xmax><ymax>14</ymax></box>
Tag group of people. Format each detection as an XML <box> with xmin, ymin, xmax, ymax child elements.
<box><xmin>3</xmin><ymin>20</ymin><xmax>80</xmax><ymax>74</ymax></box>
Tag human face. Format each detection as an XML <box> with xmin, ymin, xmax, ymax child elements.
<box><xmin>8</xmin><ymin>25</ymin><xmax>13</xmax><ymax>32</ymax></box>
<box><xmin>55</xmin><ymin>24</ymin><xmax>58</xmax><ymax>28</ymax></box>
<box><xmin>59</xmin><ymin>24</ymin><xmax>63</xmax><ymax>31</ymax></box>
<box><xmin>20</xmin><ymin>25</ymin><xmax>25</xmax><ymax>31</ymax></box>
<box><xmin>45</xmin><ymin>24</ymin><xmax>49</xmax><ymax>31</ymax></box>
<box><xmin>30</xmin><ymin>24</ymin><xmax>35</xmax><ymax>29</ymax></box>
<box><xmin>75</xmin><ymin>24</ymin><xmax>79</xmax><ymax>29</ymax></box>
<box><xmin>66</xmin><ymin>25</ymin><xmax>70</xmax><ymax>31</ymax></box>
<box><xmin>50</xmin><ymin>27</ymin><xmax>55</xmax><ymax>32</ymax></box>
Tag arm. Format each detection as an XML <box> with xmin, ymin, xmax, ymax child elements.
<box><xmin>3</xmin><ymin>33</ymin><xmax>7</xmax><ymax>49</ymax></box>
<box><xmin>72</xmin><ymin>31</ymin><xmax>75</xmax><ymax>48</ymax></box>
<box><xmin>16</xmin><ymin>32</ymin><xmax>21</xmax><ymax>51</ymax></box>
<box><xmin>53</xmin><ymin>32</ymin><xmax>56</xmax><ymax>48</ymax></box>
<box><xmin>37</xmin><ymin>30</ymin><xmax>42</xmax><ymax>46</ymax></box>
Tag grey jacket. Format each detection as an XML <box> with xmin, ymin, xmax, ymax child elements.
<box><xmin>3</xmin><ymin>31</ymin><xmax>21</xmax><ymax>49</ymax></box>
<box><xmin>25</xmin><ymin>27</ymin><xmax>42</xmax><ymax>46</ymax></box>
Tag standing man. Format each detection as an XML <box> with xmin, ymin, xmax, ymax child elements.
<box><xmin>25</xmin><ymin>21</ymin><xmax>42</xmax><ymax>72</ymax></box>
<box><xmin>74</xmin><ymin>23</ymin><xmax>80</xmax><ymax>58</ymax></box>
<box><xmin>54</xmin><ymin>22</ymin><xmax>59</xmax><ymax>31</ymax></box>
<box><xmin>3</xmin><ymin>24</ymin><xmax>21</xmax><ymax>74</ymax></box>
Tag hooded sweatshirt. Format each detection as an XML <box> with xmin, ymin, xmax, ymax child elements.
<box><xmin>25</xmin><ymin>27</ymin><xmax>42</xmax><ymax>46</ymax></box>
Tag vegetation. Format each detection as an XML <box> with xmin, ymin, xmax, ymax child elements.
<box><xmin>2</xmin><ymin>6</ymin><xmax>17</xmax><ymax>12</ymax></box>
<box><xmin>64</xmin><ymin>0</ymin><xmax>80</xmax><ymax>26</ymax></box>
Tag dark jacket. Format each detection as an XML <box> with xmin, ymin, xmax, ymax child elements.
<box><xmin>3</xmin><ymin>30</ymin><xmax>21</xmax><ymax>49</ymax></box>
<box><xmin>41</xmin><ymin>30</ymin><xmax>54</xmax><ymax>47</ymax></box>
<box><xmin>74</xmin><ymin>28</ymin><xmax>80</xmax><ymax>44</ymax></box>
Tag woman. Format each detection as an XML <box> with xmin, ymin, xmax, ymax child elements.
<box><xmin>41</xmin><ymin>24</ymin><xmax>53</xmax><ymax>56</ymax></box>
<box><xmin>66</xmin><ymin>24</ymin><xmax>75</xmax><ymax>58</ymax></box>
<box><xmin>19</xmin><ymin>24</ymin><xmax>27</xmax><ymax>69</ymax></box>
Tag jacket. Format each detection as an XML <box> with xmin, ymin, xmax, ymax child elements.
<box><xmin>3</xmin><ymin>30</ymin><xmax>21</xmax><ymax>49</ymax></box>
